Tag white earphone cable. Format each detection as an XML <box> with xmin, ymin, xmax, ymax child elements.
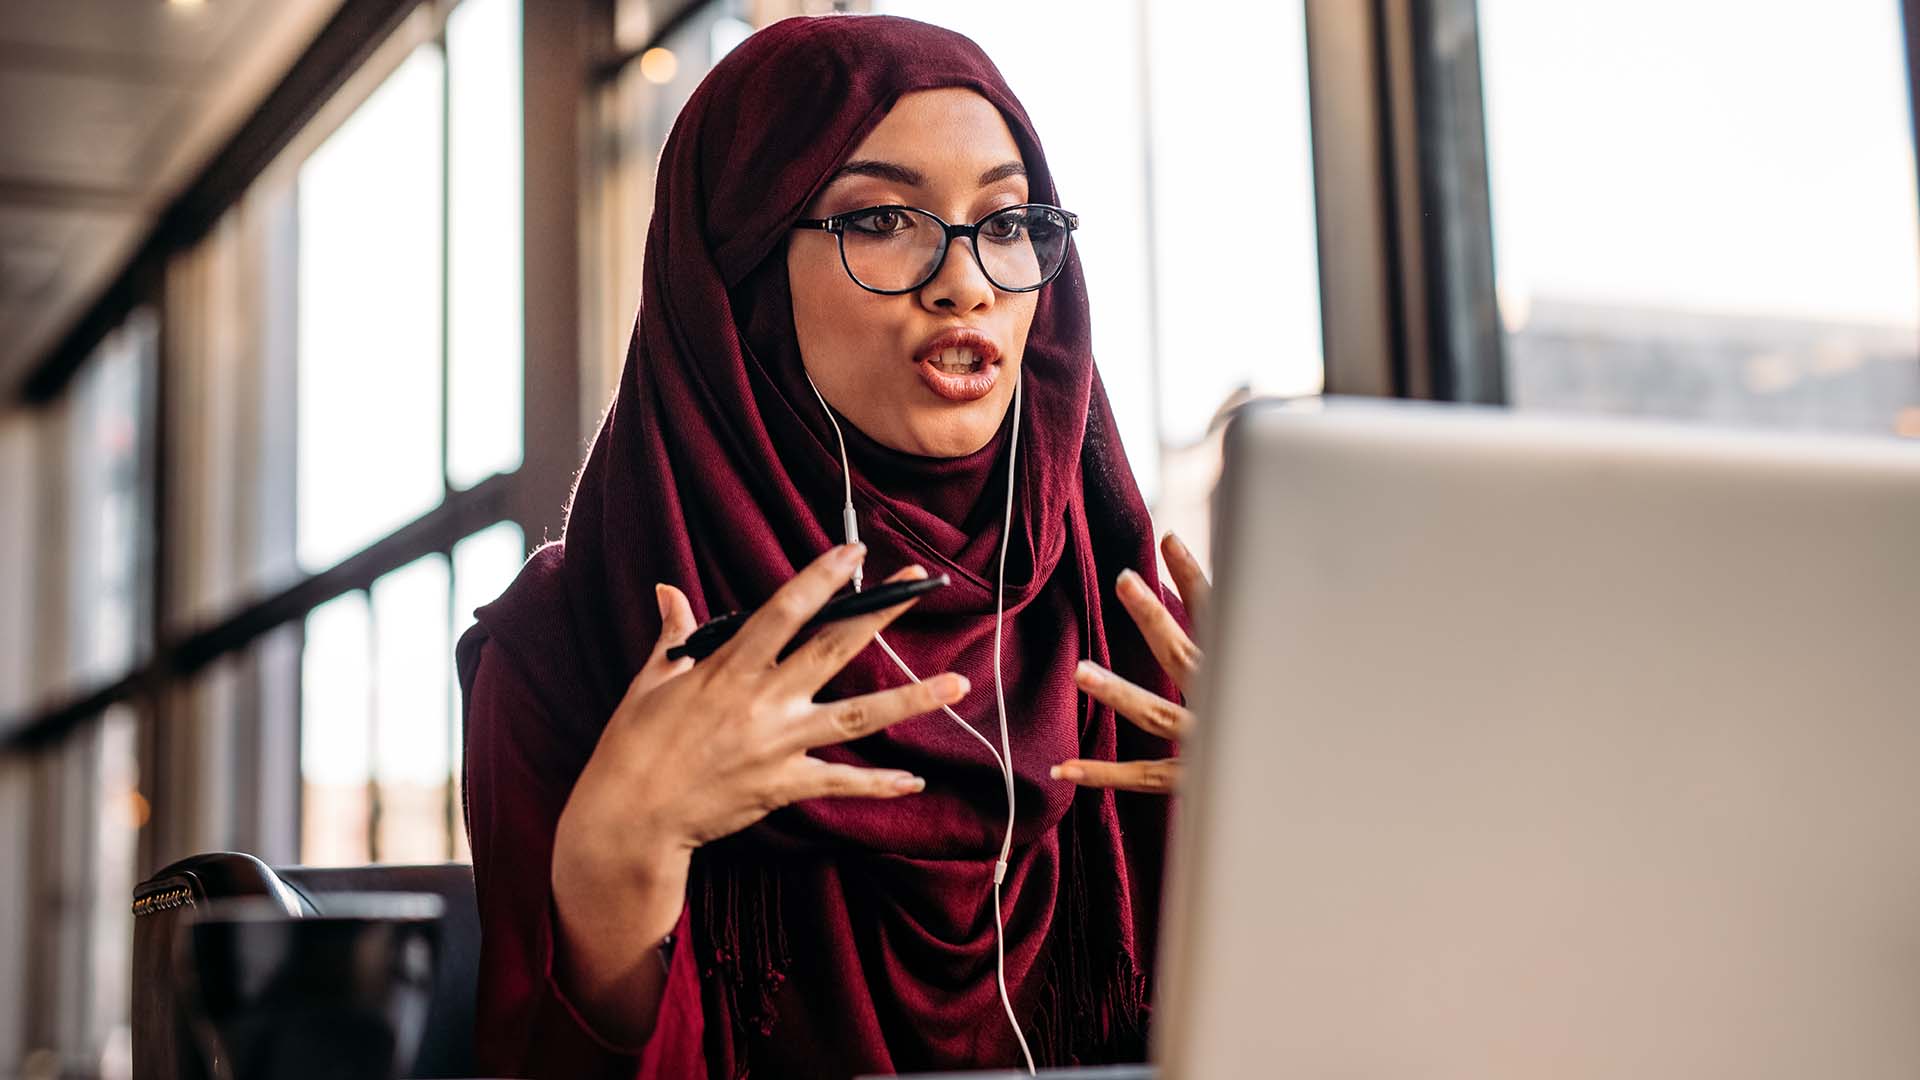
<box><xmin>988</xmin><ymin>375</ymin><xmax>1034</xmax><ymax>1073</ymax></box>
<box><xmin>806</xmin><ymin>371</ymin><xmax>1036</xmax><ymax>1074</ymax></box>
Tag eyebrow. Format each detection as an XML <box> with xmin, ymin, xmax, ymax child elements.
<box><xmin>827</xmin><ymin>158</ymin><xmax>1027</xmax><ymax>189</ymax></box>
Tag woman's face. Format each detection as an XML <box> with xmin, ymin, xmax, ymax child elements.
<box><xmin>788</xmin><ymin>88</ymin><xmax>1038</xmax><ymax>458</ymax></box>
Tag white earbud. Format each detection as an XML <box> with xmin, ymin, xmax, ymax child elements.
<box><xmin>804</xmin><ymin>370</ymin><xmax>1036</xmax><ymax>1075</ymax></box>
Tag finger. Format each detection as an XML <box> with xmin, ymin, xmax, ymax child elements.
<box><xmin>779</xmin><ymin>759</ymin><xmax>927</xmax><ymax>803</ymax></box>
<box><xmin>1160</xmin><ymin>531</ymin><xmax>1212</xmax><ymax>638</ymax></box>
<box><xmin>1075</xmin><ymin>661</ymin><xmax>1195</xmax><ymax>740</ymax></box>
<box><xmin>1050</xmin><ymin>757</ymin><xmax>1181</xmax><ymax>794</ymax></box>
<box><xmin>773</xmin><ymin>565</ymin><xmax>930</xmax><ymax>695</ymax></box>
<box><xmin>627</xmin><ymin>583</ymin><xmax>699</xmax><ymax>699</ymax></box>
<box><xmin>785</xmin><ymin>671</ymin><xmax>970</xmax><ymax>752</ymax></box>
<box><xmin>649</xmin><ymin>583</ymin><xmax>699</xmax><ymax>659</ymax></box>
<box><xmin>1116</xmin><ymin>568</ymin><xmax>1203</xmax><ymax>695</ymax></box>
<box><xmin>712</xmin><ymin>543</ymin><xmax>865</xmax><ymax>673</ymax></box>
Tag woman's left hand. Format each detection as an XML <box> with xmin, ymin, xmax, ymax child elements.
<box><xmin>1053</xmin><ymin>531</ymin><xmax>1209</xmax><ymax>794</ymax></box>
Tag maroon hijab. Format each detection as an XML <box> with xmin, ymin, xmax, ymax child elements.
<box><xmin>458</xmin><ymin>13</ymin><xmax>1180</xmax><ymax>1076</ymax></box>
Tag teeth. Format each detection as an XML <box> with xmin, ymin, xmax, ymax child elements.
<box><xmin>929</xmin><ymin>347</ymin><xmax>983</xmax><ymax>374</ymax></box>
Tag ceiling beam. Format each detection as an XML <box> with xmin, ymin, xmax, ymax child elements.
<box><xmin>0</xmin><ymin>176</ymin><xmax>141</xmax><ymax>212</ymax></box>
<box><xmin>13</xmin><ymin>0</ymin><xmax>424</xmax><ymax>407</ymax></box>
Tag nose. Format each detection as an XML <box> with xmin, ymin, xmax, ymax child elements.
<box><xmin>918</xmin><ymin>234</ymin><xmax>995</xmax><ymax>315</ymax></box>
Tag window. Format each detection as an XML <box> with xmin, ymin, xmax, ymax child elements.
<box><xmin>0</xmin><ymin>310</ymin><xmax>154</xmax><ymax>711</ymax></box>
<box><xmin>3</xmin><ymin>0</ymin><xmax>539</xmax><ymax>1065</ymax></box>
<box><xmin>300</xmin><ymin>523</ymin><xmax>523</xmax><ymax>865</ymax></box>
<box><xmin>296</xmin><ymin>0</ymin><xmax>527</xmax><ymax>569</ymax></box>
<box><xmin>9</xmin><ymin>707</ymin><xmax>141</xmax><ymax>1078</ymax></box>
<box><xmin>1478</xmin><ymin>0</ymin><xmax>1920</xmax><ymax>434</ymax></box>
<box><xmin>0</xmin><ymin>413</ymin><xmax>36</xmax><ymax>717</ymax></box>
<box><xmin>590</xmin><ymin>0</ymin><xmax>753</xmax><ymax>406</ymax></box>
<box><xmin>86</xmin><ymin>707</ymin><xmax>140</xmax><ymax>1072</ymax></box>
<box><xmin>164</xmin><ymin>180</ymin><xmax>302</xmax><ymax>630</ymax></box>
<box><xmin>448</xmin><ymin>0</ymin><xmax>527</xmax><ymax>490</ymax></box>
<box><xmin>289</xmin><ymin>0</ymin><xmax>528</xmax><ymax>864</ymax></box>
<box><xmin>296</xmin><ymin>45</ymin><xmax>447</xmax><ymax>571</ymax></box>
<box><xmin>301</xmin><ymin>591</ymin><xmax>375</xmax><ymax>866</ymax></box>
<box><xmin>67</xmin><ymin>318</ymin><xmax>153</xmax><ymax>690</ymax></box>
<box><xmin>369</xmin><ymin>554</ymin><xmax>454</xmax><ymax>864</ymax></box>
<box><xmin>449</xmin><ymin>521</ymin><xmax>527</xmax><ymax>860</ymax></box>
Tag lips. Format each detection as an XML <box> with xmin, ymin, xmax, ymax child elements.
<box><xmin>913</xmin><ymin>328</ymin><xmax>1003</xmax><ymax>403</ymax></box>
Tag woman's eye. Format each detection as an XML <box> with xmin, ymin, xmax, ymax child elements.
<box><xmin>982</xmin><ymin>213</ymin><xmax>1027</xmax><ymax>242</ymax></box>
<box><xmin>849</xmin><ymin>209</ymin><xmax>911</xmax><ymax>235</ymax></box>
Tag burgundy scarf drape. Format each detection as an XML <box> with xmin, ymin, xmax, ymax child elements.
<box><xmin>457</xmin><ymin>14</ymin><xmax>1180</xmax><ymax>1077</ymax></box>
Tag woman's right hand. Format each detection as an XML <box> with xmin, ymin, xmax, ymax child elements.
<box><xmin>548</xmin><ymin>543</ymin><xmax>965</xmax><ymax>1045</ymax></box>
<box><xmin>563</xmin><ymin>540</ymin><xmax>965</xmax><ymax>861</ymax></box>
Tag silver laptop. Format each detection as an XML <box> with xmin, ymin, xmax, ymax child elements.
<box><xmin>1155</xmin><ymin>398</ymin><xmax>1920</xmax><ymax>1079</ymax></box>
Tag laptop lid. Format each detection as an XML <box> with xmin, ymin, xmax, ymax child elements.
<box><xmin>1157</xmin><ymin>399</ymin><xmax>1920</xmax><ymax>1079</ymax></box>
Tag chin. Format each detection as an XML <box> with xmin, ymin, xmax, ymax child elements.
<box><xmin>901</xmin><ymin>399</ymin><xmax>1010</xmax><ymax>458</ymax></box>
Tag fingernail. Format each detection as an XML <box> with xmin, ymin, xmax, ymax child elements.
<box><xmin>1075</xmin><ymin>660</ymin><xmax>1101</xmax><ymax>684</ymax></box>
<box><xmin>894</xmin><ymin>775</ymin><xmax>926</xmax><ymax>794</ymax></box>
<box><xmin>654</xmin><ymin>583</ymin><xmax>669</xmax><ymax>620</ymax></box>
<box><xmin>1117</xmin><ymin>568</ymin><xmax>1143</xmax><ymax>594</ymax></box>
<box><xmin>940</xmin><ymin>674</ymin><xmax>970</xmax><ymax>701</ymax></box>
<box><xmin>1051</xmin><ymin>764</ymin><xmax>1084</xmax><ymax>783</ymax></box>
<box><xmin>839</xmin><ymin>542</ymin><xmax>868</xmax><ymax>567</ymax></box>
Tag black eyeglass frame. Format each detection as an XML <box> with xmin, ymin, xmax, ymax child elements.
<box><xmin>792</xmin><ymin>202</ymin><xmax>1080</xmax><ymax>295</ymax></box>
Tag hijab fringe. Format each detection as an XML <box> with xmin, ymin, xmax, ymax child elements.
<box><xmin>1029</xmin><ymin>799</ymin><xmax>1150</xmax><ymax>1065</ymax></box>
<box><xmin>698</xmin><ymin>856</ymin><xmax>792</xmax><ymax>1077</ymax></box>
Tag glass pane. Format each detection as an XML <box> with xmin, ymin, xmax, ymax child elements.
<box><xmin>448</xmin><ymin>0</ymin><xmax>525</xmax><ymax>490</ymax></box>
<box><xmin>301</xmin><ymin>590</ymin><xmax>373</xmax><ymax>866</ymax></box>
<box><xmin>90</xmin><ymin>706</ymin><xmax>139</xmax><ymax>1070</ymax></box>
<box><xmin>64</xmin><ymin>312</ymin><xmax>154</xmax><ymax>692</ymax></box>
<box><xmin>595</xmin><ymin>0</ymin><xmax>744</xmax><ymax>408</ymax></box>
<box><xmin>9</xmin><ymin>706</ymin><xmax>144</xmax><ymax>1070</ymax></box>
<box><xmin>449</xmin><ymin>521</ymin><xmax>524</xmax><ymax>862</ymax></box>
<box><xmin>0</xmin><ymin>754</ymin><xmax>31</xmax><ymax>1063</ymax></box>
<box><xmin>453</xmin><ymin>521</ymin><xmax>526</xmax><ymax>635</ymax></box>
<box><xmin>164</xmin><ymin>177</ymin><xmax>303</xmax><ymax>631</ymax></box>
<box><xmin>1478</xmin><ymin>1</ymin><xmax>1920</xmax><ymax>433</ymax></box>
<box><xmin>297</xmin><ymin>45</ymin><xmax>446</xmax><ymax>570</ymax></box>
<box><xmin>1140</xmin><ymin>0</ymin><xmax>1317</xmax><ymax>575</ymax></box>
<box><xmin>371</xmin><ymin>554</ymin><xmax>454</xmax><ymax>863</ymax></box>
<box><xmin>1144</xmin><ymin>0</ymin><xmax>1321</xmax><ymax>437</ymax></box>
<box><xmin>0</xmin><ymin>410</ymin><xmax>41</xmax><ymax>715</ymax></box>
<box><xmin>40</xmin><ymin>738</ymin><xmax>86</xmax><ymax>1060</ymax></box>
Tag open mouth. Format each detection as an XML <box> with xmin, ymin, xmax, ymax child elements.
<box><xmin>913</xmin><ymin>329</ymin><xmax>1003</xmax><ymax>403</ymax></box>
<box><xmin>927</xmin><ymin>347</ymin><xmax>988</xmax><ymax>375</ymax></box>
<box><xmin>915</xmin><ymin>350</ymin><xmax>1000</xmax><ymax>402</ymax></box>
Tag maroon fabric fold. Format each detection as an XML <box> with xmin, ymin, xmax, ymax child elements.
<box><xmin>457</xmin><ymin>13</ymin><xmax>1181</xmax><ymax>1077</ymax></box>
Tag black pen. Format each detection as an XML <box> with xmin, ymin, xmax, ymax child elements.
<box><xmin>665</xmin><ymin>573</ymin><xmax>952</xmax><ymax>662</ymax></box>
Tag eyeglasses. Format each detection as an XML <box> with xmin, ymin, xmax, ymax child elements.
<box><xmin>792</xmin><ymin>203</ymin><xmax>1079</xmax><ymax>295</ymax></box>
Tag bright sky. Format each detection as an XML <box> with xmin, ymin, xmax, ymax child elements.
<box><xmin>1478</xmin><ymin>0</ymin><xmax>1920</xmax><ymax>328</ymax></box>
<box><xmin>296</xmin><ymin>43</ymin><xmax>445</xmax><ymax>573</ymax></box>
<box><xmin>447</xmin><ymin>0</ymin><xmax>525</xmax><ymax>489</ymax></box>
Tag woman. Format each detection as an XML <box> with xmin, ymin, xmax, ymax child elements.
<box><xmin>456</xmin><ymin>13</ymin><xmax>1209</xmax><ymax>1078</ymax></box>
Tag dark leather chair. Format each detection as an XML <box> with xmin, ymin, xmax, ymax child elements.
<box><xmin>131</xmin><ymin>852</ymin><xmax>479</xmax><ymax>1080</ymax></box>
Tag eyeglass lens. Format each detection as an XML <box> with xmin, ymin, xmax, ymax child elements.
<box><xmin>838</xmin><ymin>206</ymin><xmax>1071</xmax><ymax>292</ymax></box>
